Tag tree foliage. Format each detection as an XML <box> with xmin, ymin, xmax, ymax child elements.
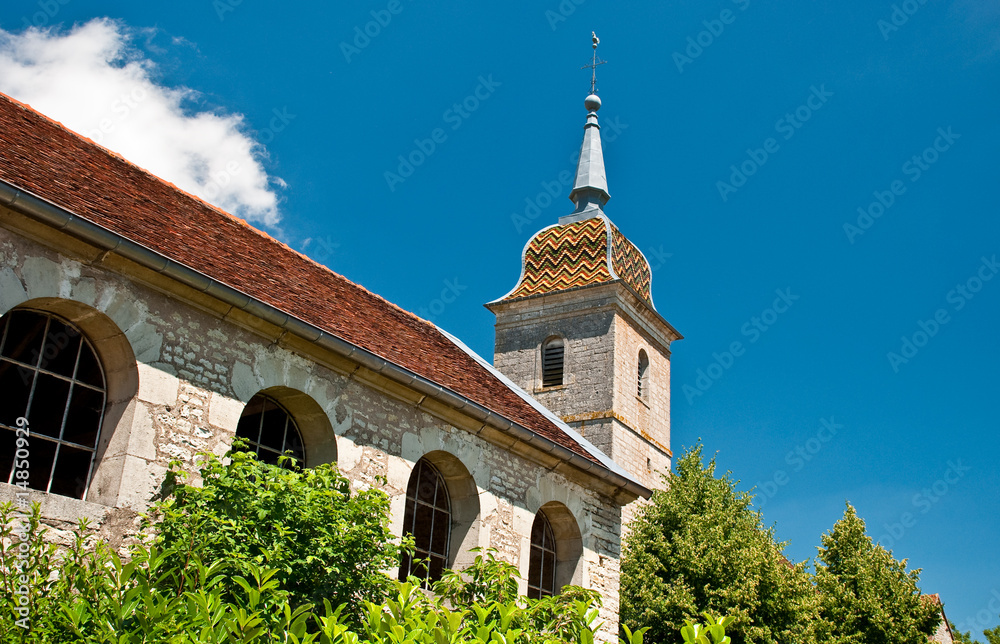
<box><xmin>952</xmin><ymin>622</ymin><xmax>1000</xmax><ymax>644</ymax></box>
<box><xmin>620</xmin><ymin>443</ymin><xmax>822</xmax><ymax>644</ymax></box>
<box><xmin>814</xmin><ymin>503</ymin><xmax>941</xmax><ymax>644</ymax></box>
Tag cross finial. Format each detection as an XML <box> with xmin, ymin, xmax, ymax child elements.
<box><xmin>582</xmin><ymin>31</ymin><xmax>606</xmax><ymax>94</ymax></box>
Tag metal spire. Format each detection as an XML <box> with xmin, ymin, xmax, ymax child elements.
<box><xmin>568</xmin><ymin>32</ymin><xmax>610</xmax><ymax>215</ymax></box>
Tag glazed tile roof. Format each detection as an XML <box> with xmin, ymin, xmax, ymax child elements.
<box><xmin>0</xmin><ymin>92</ymin><xmax>606</xmax><ymax>469</ymax></box>
<box><xmin>501</xmin><ymin>214</ymin><xmax>653</xmax><ymax>306</ymax></box>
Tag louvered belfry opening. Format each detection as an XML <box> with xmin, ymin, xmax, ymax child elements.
<box><xmin>637</xmin><ymin>349</ymin><xmax>650</xmax><ymax>399</ymax></box>
<box><xmin>541</xmin><ymin>338</ymin><xmax>564</xmax><ymax>387</ymax></box>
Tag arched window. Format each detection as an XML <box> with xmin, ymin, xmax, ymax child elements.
<box><xmin>398</xmin><ymin>458</ymin><xmax>451</xmax><ymax>585</ymax></box>
<box><xmin>527</xmin><ymin>511</ymin><xmax>558</xmax><ymax>599</ymax></box>
<box><xmin>637</xmin><ymin>349</ymin><xmax>650</xmax><ymax>400</ymax></box>
<box><xmin>524</xmin><ymin>502</ymin><xmax>583</xmax><ymax>597</ymax></box>
<box><xmin>0</xmin><ymin>309</ymin><xmax>106</xmax><ymax>499</ymax></box>
<box><xmin>235</xmin><ymin>393</ymin><xmax>305</xmax><ymax>467</ymax></box>
<box><xmin>541</xmin><ymin>337</ymin><xmax>564</xmax><ymax>387</ymax></box>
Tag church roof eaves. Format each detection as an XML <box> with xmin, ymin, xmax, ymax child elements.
<box><xmin>0</xmin><ymin>92</ymin><xmax>648</xmax><ymax>497</ymax></box>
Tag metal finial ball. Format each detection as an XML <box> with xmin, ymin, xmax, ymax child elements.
<box><xmin>585</xmin><ymin>94</ymin><xmax>601</xmax><ymax>111</ymax></box>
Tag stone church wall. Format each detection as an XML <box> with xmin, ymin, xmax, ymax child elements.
<box><xmin>0</xmin><ymin>220</ymin><xmax>626</xmax><ymax>641</ymax></box>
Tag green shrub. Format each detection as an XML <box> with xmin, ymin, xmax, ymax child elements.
<box><xmin>149</xmin><ymin>443</ymin><xmax>403</xmax><ymax>625</ymax></box>
<box><xmin>0</xmin><ymin>446</ymin><xmax>611</xmax><ymax>644</ymax></box>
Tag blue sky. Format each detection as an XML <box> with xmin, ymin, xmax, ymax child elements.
<box><xmin>1</xmin><ymin>0</ymin><xmax>998</xmax><ymax>635</ymax></box>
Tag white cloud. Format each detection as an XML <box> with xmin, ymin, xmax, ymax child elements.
<box><xmin>0</xmin><ymin>18</ymin><xmax>283</xmax><ymax>227</ymax></box>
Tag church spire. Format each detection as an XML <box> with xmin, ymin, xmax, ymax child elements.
<box><xmin>569</xmin><ymin>32</ymin><xmax>610</xmax><ymax>214</ymax></box>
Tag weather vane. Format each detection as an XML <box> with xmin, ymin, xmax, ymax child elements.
<box><xmin>581</xmin><ymin>31</ymin><xmax>606</xmax><ymax>94</ymax></box>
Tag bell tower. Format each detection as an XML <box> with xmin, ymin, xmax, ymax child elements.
<box><xmin>486</xmin><ymin>35</ymin><xmax>681</xmax><ymax>501</ymax></box>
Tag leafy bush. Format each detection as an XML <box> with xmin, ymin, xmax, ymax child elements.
<box><xmin>0</xmin><ymin>503</ymin><xmax>607</xmax><ymax>644</ymax></box>
<box><xmin>0</xmin><ymin>501</ymin><xmax>324</xmax><ymax>643</ymax></box>
<box><xmin>149</xmin><ymin>443</ymin><xmax>403</xmax><ymax>624</ymax></box>
<box><xmin>0</xmin><ymin>445</ymin><xmax>610</xmax><ymax>644</ymax></box>
<box><xmin>679</xmin><ymin>613</ymin><xmax>733</xmax><ymax>644</ymax></box>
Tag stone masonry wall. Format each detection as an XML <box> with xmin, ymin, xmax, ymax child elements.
<box><xmin>493</xmin><ymin>303</ymin><xmax>616</xmax><ymax>420</ymax></box>
<box><xmin>610</xmin><ymin>314</ymin><xmax>672</xmax><ymax>492</ymax></box>
<box><xmin>0</xmin><ymin>223</ymin><xmax>626</xmax><ymax>641</ymax></box>
<box><xmin>491</xmin><ymin>288</ymin><xmax>675</xmax><ymax>537</ymax></box>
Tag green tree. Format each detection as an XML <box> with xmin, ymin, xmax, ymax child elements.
<box><xmin>952</xmin><ymin>622</ymin><xmax>980</xmax><ymax>644</ymax></box>
<box><xmin>620</xmin><ymin>443</ymin><xmax>822</xmax><ymax>644</ymax></box>
<box><xmin>951</xmin><ymin>620</ymin><xmax>1000</xmax><ymax>644</ymax></box>
<box><xmin>814</xmin><ymin>503</ymin><xmax>940</xmax><ymax>644</ymax></box>
<box><xmin>149</xmin><ymin>442</ymin><xmax>404</xmax><ymax>624</ymax></box>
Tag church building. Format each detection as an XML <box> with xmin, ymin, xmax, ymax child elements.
<box><xmin>0</xmin><ymin>53</ymin><xmax>679</xmax><ymax>639</ymax></box>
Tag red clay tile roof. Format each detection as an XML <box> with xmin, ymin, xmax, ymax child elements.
<box><xmin>0</xmin><ymin>92</ymin><xmax>603</xmax><ymax>468</ymax></box>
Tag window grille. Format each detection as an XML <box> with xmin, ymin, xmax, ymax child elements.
<box><xmin>235</xmin><ymin>394</ymin><xmax>305</xmax><ymax>467</ymax></box>
<box><xmin>527</xmin><ymin>511</ymin><xmax>558</xmax><ymax>598</ymax></box>
<box><xmin>398</xmin><ymin>458</ymin><xmax>451</xmax><ymax>586</ymax></box>
<box><xmin>0</xmin><ymin>309</ymin><xmax>106</xmax><ymax>499</ymax></box>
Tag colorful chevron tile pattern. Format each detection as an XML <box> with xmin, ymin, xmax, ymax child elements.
<box><xmin>610</xmin><ymin>224</ymin><xmax>652</xmax><ymax>303</ymax></box>
<box><xmin>504</xmin><ymin>215</ymin><xmax>653</xmax><ymax>307</ymax></box>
